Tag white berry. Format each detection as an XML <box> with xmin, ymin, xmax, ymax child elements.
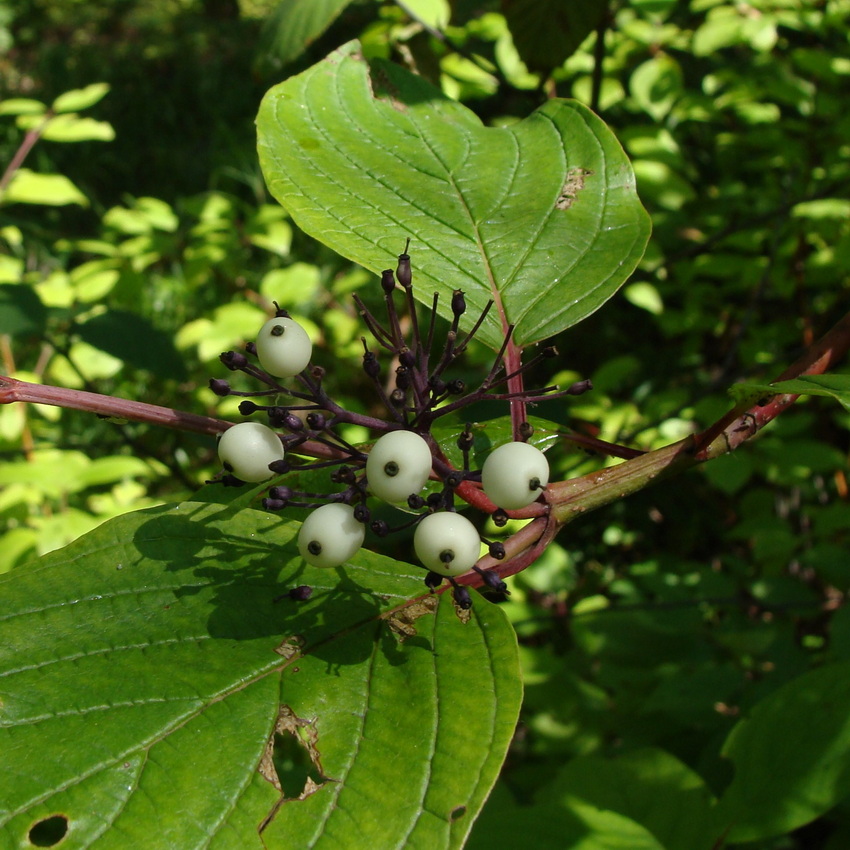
<box><xmin>217</xmin><ymin>421</ymin><xmax>285</xmax><ymax>483</ymax></box>
<box><xmin>481</xmin><ymin>441</ymin><xmax>550</xmax><ymax>510</ymax></box>
<box><xmin>414</xmin><ymin>512</ymin><xmax>481</xmax><ymax>577</ymax></box>
<box><xmin>366</xmin><ymin>430</ymin><xmax>433</xmax><ymax>504</ymax></box>
<box><xmin>255</xmin><ymin>316</ymin><xmax>312</xmax><ymax>378</ymax></box>
<box><xmin>298</xmin><ymin>503</ymin><xmax>365</xmax><ymax>568</ymax></box>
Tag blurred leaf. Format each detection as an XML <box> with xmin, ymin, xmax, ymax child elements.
<box><xmin>69</xmin><ymin>260</ymin><xmax>121</xmax><ymax>302</ymax></box>
<box><xmin>257</xmin><ymin>41</ymin><xmax>650</xmax><ymax>350</ymax></box>
<box><xmin>0</xmin><ymin>98</ymin><xmax>46</xmax><ymax>116</ymax></box>
<box><xmin>0</xmin><ymin>501</ymin><xmax>522</xmax><ymax>849</ymax></box>
<box><xmin>401</xmin><ymin>0</ymin><xmax>451</xmax><ymax>29</ymax></box>
<box><xmin>792</xmin><ymin>199</ymin><xmax>850</xmax><ymax>220</ymax></box>
<box><xmin>692</xmin><ymin>6</ymin><xmax>745</xmax><ymax>56</ymax></box>
<box><xmin>0</xmin><ymin>284</ymin><xmax>47</xmax><ymax>337</ymax></box>
<box><xmin>623</xmin><ymin>282</ymin><xmax>663</xmax><ymax>314</ymax></box>
<box><xmin>51</xmin><ymin>82</ymin><xmax>110</xmax><ymax>113</ymax></box>
<box><xmin>75</xmin><ymin>310</ymin><xmax>188</xmax><ymax>379</ymax></box>
<box><xmin>732</xmin><ymin>375</ymin><xmax>850</xmax><ymax>412</ymax></box>
<box><xmin>540</xmin><ymin>749</ymin><xmax>717</xmax><ymax>850</ymax></box>
<box><xmin>103</xmin><ymin>198</ymin><xmax>179</xmax><ymax>234</ymax></box>
<box><xmin>700</xmin><ymin>451</ymin><xmax>754</xmax><ymax>495</ymax></box>
<box><xmin>630</xmin><ymin>53</ymin><xmax>683</xmax><ymax>121</ymax></box>
<box><xmin>468</xmin><ymin>781</ymin><xmax>666</xmax><ymax>850</ymax></box>
<box><xmin>16</xmin><ymin>112</ymin><xmax>114</xmax><ymax>142</ymax></box>
<box><xmin>258</xmin><ymin>0</ymin><xmax>354</xmax><ymax>71</ymax></box>
<box><xmin>714</xmin><ymin>661</ymin><xmax>850</xmax><ymax>842</ymax></box>
<box><xmin>176</xmin><ymin>302</ymin><xmax>267</xmax><ymax>362</ymax></box>
<box><xmin>0</xmin><ymin>527</ymin><xmax>37</xmax><ymax>574</ymax></box>
<box><xmin>1</xmin><ymin>169</ymin><xmax>88</xmax><ymax>207</ymax></box>
<box><xmin>260</xmin><ymin>263</ymin><xmax>321</xmax><ymax>309</ymax></box>
<box><xmin>632</xmin><ymin>159</ymin><xmax>695</xmax><ymax>210</ymax></box>
<box><xmin>501</xmin><ymin>0</ymin><xmax>606</xmax><ymax>72</ymax></box>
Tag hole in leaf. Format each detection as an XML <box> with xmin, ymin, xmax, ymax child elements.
<box><xmin>259</xmin><ymin>705</ymin><xmax>329</xmax><ymax>800</ymax></box>
<box><xmin>450</xmin><ymin>805</ymin><xmax>467</xmax><ymax>821</ymax></box>
<box><xmin>272</xmin><ymin>730</ymin><xmax>322</xmax><ymax>797</ymax></box>
<box><xmin>28</xmin><ymin>815</ymin><xmax>68</xmax><ymax>847</ymax></box>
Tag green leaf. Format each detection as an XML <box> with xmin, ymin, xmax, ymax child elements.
<box><xmin>0</xmin><ymin>283</ymin><xmax>47</xmax><ymax>337</ymax></box>
<box><xmin>51</xmin><ymin>82</ymin><xmax>110</xmax><ymax>113</ymax></box>
<box><xmin>501</xmin><ymin>0</ymin><xmax>606</xmax><ymax>72</ymax></box>
<box><xmin>792</xmin><ymin>198</ymin><xmax>850</xmax><ymax>220</ymax></box>
<box><xmin>37</xmin><ymin>114</ymin><xmax>115</xmax><ymax>143</ymax></box>
<box><xmin>257</xmin><ymin>41</ymin><xmax>650</xmax><ymax>350</ymax></box>
<box><xmin>433</xmin><ymin>415</ymin><xmax>563</xmax><ymax>471</ymax></box>
<box><xmin>540</xmin><ymin>748</ymin><xmax>717</xmax><ymax>850</ymax></box>
<box><xmin>0</xmin><ymin>168</ymin><xmax>88</xmax><ymax>207</ymax></box>
<box><xmin>258</xmin><ymin>0</ymin><xmax>354</xmax><ymax>71</ymax></box>
<box><xmin>400</xmin><ymin>0</ymin><xmax>451</xmax><ymax>29</ymax></box>
<box><xmin>468</xmin><ymin>782</ymin><xmax>666</xmax><ymax>850</ymax></box>
<box><xmin>623</xmin><ymin>281</ymin><xmax>663</xmax><ymax>314</ymax></box>
<box><xmin>713</xmin><ymin>661</ymin><xmax>850</xmax><ymax>842</ymax></box>
<box><xmin>0</xmin><ymin>501</ymin><xmax>522</xmax><ymax>849</ymax></box>
<box><xmin>731</xmin><ymin>374</ymin><xmax>850</xmax><ymax>412</ymax></box>
<box><xmin>0</xmin><ymin>98</ymin><xmax>46</xmax><ymax>116</ymax></box>
<box><xmin>630</xmin><ymin>53</ymin><xmax>683</xmax><ymax>121</ymax></box>
<box><xmin>75</xmin><ymin>310</ymin><xmax>189</xmax><ymax>379</ymax></box>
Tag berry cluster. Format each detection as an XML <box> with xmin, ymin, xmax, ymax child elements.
<box><xmin>211</xmin><ymin>244</ymin><xmax>590</xmax><ymax>608</ymax></box>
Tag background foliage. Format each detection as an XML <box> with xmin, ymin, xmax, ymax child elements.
<box><xmin>2</xmin><ymin>1</ymin><xmax>850</xmax><ymax>848</ymax></box>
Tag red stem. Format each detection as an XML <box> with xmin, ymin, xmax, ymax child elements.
<box><xmin>0</xmin><ymin>112</ymin><xmax>52</xmax><ymax>197</ymax></box>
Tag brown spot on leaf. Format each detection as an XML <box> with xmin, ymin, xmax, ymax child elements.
<box><xmin>556</xmin><ymin>167</ymin><xmax>593</xmax><ymax>210</ymax></box>
<box><xmin>274</xmin><ymin>635</ymin><xmax>305</xmax><ymax>660</ymax></box>
<box><xmin>369</xmin><ymin>65</ymin><xmax>407</xmax><ymax>113</ymax></box>
<box><xmin>453</xmin><ymin>597</ymin><xmax>472</xmax><ymax>624</ymax></box>
<box><xmin>383</xmin><ymin>594</ymin><xmax>439</xmax><ymax>641</ymax></box>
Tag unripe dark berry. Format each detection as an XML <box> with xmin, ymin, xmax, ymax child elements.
<box><xmin>209</xmin><ymin>378</ymin><xmax>231</xmax><ymax>396</ymax></box>
<box><xmin>220</xmin><ymin>350</ymin><xmax>248</xmax><ymax>371</ymax></box>
<box><xmin>451</xmin><ymin>289</ymin><xmax>466</xmax><ymax>317</ymax></box>
<box><xmin>381</xmin><ymin>269</ymin><xmax>396</xmax><ymax>294</ymax></box>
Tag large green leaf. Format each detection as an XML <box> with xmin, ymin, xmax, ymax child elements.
<box><xmin>467</xmin><ymin>782</ymin><xmax>666</xmax><ymax>850</ymax></box>
<box><xmin>0</xmin><ymin>500</ymin><xmax>521</xmax><ymax>849</ymax></box>
<box><xmin>713</xmin><ymin>661</ymin><xmax>850</xmax><ymax>842</ymax></box>
<box><xmin>257</xmin><ymin>41</ymin><xmax>650</xmax><ymax>350</ymax></box>
<box><xmin>537</xmin><ymin>748</ymin><xmax>716</xmax><ymax>850</ymax></box>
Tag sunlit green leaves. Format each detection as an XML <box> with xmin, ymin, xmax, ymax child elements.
<box><xmin>51</xmin><ymin>82</ymin><xmax>111</xmax><ymax>113</ymax></box>
<box><xmin>0</xmin><ymin>168</ymin><xmax>88</xmax><ymax>207</ymax></box>
<box><xmin>257</xmin><ymin>40</ymin><xmax>650</xmax><ymax>350</ymax></box>
<box><xmin>0</xmin><ymin>501</ymin><xmax>522</xmax><ymax>849</ymax></box>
